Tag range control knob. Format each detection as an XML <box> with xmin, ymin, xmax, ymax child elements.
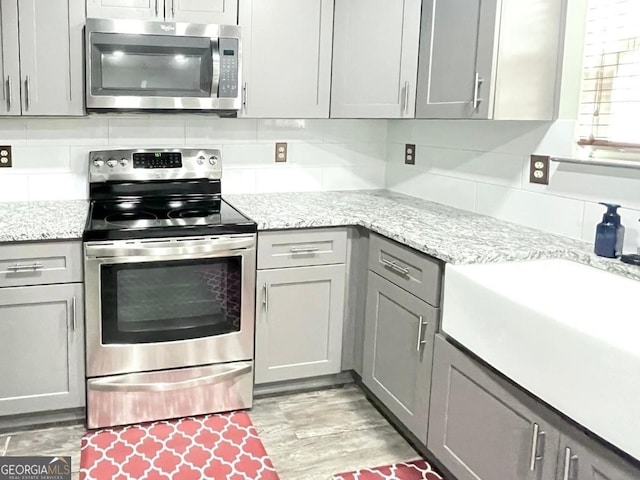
<box><xmin>197</xmin><ymin>155</ymin><xmax>206</xmax><ymax>165</ymax></box>
<box><xmin>106</xmin><ymin>158</ymin><xmax>117</xmax><ymax>168</ymax></box>
<box><xmin>93</xmin><ymin>158</ymin><xmax>104</xmax><ymax>168</ymax></box>
<box><xmin>209</xmin><ymin>156</ymin><xmax>218</xmax><ymax>165</ymax></box>
<box><xmin>119</xmin><ymin>158</ymin><xmax>129</xmax><ymax>167</ymax></box>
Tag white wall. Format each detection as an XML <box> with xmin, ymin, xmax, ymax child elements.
<box><xmin>385</xmin><ymin>0</ymin><xmax>640</xmax><ymax>253</ymax></box>
<box><xmin>0</xmin><ymin>117</ymin><xmax>387</xmax><ymax>201</ymax></box>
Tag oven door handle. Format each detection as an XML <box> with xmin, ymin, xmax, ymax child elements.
<box><xmin>85</xmin><ymin>236</ymin><xmax>254</xmax><ymax>258</ymax></box>
<box><xmin>89</xmin><ymin>364</ymin><xmax>251</xmax><ymax>392</ymax></box>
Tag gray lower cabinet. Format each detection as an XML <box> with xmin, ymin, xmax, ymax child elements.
<box><xmin>362</xmin><ymin>271</ymin><xmax>437</xmax><ymax>444</ymax></box>
<box><xmin>429</xmin><ymin>335</ymin><xmax>560</xmax><ymax>480</ymax></box>
<box><xmin>0</xmin><ymin>283</ymin><xmax>85</xmax><ymax>416</ymax></box>
<box><xmin>557</xmin><ymin>433</ymin><xmax>639</xmax><ymax>480</ymax></box>
<box><xmin>255</xmin><ymin>264</ymin><xmax>345</xmax><ymax>384</ymax></box>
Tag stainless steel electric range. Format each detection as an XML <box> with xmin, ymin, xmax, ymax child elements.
<box><xmin>82</xmin><ymin>148</ymin><xmax>257</xmax><ymax>429</ymax></box>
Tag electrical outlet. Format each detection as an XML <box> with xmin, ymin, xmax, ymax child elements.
<box><xmin>405</xmin><ymin>144</ymin><xmax>416</xmax><ymax>165</ymax></box>
<box><xmin>0</xmin><ymin>146</ymin><xmax>12</xmax><ymax>168</ymax></box>
<box><xmin>529</xmin><ymin>155</ymin><xmax>550</xmax><ymax>185</ymax></box>
<box><xmin>275</xmin><ymin>142</ymin><xmax>287</xmax><ymax>163</ymax></box>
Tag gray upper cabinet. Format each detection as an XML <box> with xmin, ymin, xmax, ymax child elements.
<box><xmin>239</xmin><ymin>0</ymin><xmax>333</xmax><ymax>118</ymax></box>
<box><xmin>330</xmin><ymin>0</ymin><xmax>421</xmax><ymax>118</ymax></box>
<box><xmin>255</xmin><ymin>264</ymin><xmax>345</xmax><ymax>384</ymax></box>
<box><xmin>416</xmin><ymin>0</ymin><xmax>566</xmax><ymax>120</ymax></box>
<box><xmin>87</xmin><ymin>0</ymin><xmax>163</xmax><ymax>20</ymax></box>
<box><xmin>363</xmin><ymin>271</ymin><xmax>437</xmax><ymax>443</ymax></box>
<box><xmin>0</xmin><ymin>283</ymin><xmax>85</xmax><ymax>416</ymax></box>
<box><xmin>557</xmin><ymin>432</ymin><xmax>640</xmax><ymax>480</ymax></box>
<box><xmin>429</xmin><ymin>335</ymin><xmax>560</xmax><ymax>480</ymax></box>
<box><xmin>0</xmin><ymin>0</ymin><xmax>20</xmax><ymax>116</ymax></box>
<box><xmin>0</xmin><ymin>0</ymin><xmax>84</xmax><ymax>116</ymax></box>
<box><xmin>170</xmin><ymin>0</ymin><xmax>237</xmax><ymax>24</ymax></box>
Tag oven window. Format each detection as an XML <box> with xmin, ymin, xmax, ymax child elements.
<box><xmin>90</xmin><ymin>33</ymin><xmax>214</xmax><ymax>97</ymax></box>
<box><xmin>100</xmin><ymin>257</ymin><xmax>242</xmax><ymax>344</ymax></box>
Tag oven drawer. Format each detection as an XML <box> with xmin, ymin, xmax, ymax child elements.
<box><xmin>258</xmin><ymin>229</ymin><xmax>347</xmax><ymax>269</ymax></box>
<box><xmin>369</xmin><ymin>233</ymin><xmax>442</xmax><ymax>307</ymax></box>
<box><xmin>0</xmin><ymin>241</ymin><xmax>82</xmax><ymax>287</ymax></box>
<box><xmin>86</xmin><ymin>361</ymin><xmax>253</xmax><ymax>429</ymax></box>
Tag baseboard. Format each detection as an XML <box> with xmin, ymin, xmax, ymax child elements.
<box><xmin>254</xmin><ymin>371</ymin><xmax>355</xmax><ymax>398</ymax></box>
<box><xmin>0</xmin><ymin>408</ymin><xmax>85</xmax><ymax>434</ymax></box>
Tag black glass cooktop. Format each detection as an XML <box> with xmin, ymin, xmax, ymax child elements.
<box><xmin>83</xmin><ymin>195</ymin><xmax>256</xmax><ymax>241</ymax></box>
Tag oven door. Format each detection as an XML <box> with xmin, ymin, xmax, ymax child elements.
<box><xmin>85</xmin><ymin>18</ymin><xmax>241</xmax><ymax>111</ymax></box>
<box><xmin>84</xmin><ymin>235</ymin><xmax>256</xmax><ymax>377</ymax></box>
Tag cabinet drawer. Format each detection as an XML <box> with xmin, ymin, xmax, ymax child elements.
<box><xmin>258</xmin><ymin>229</ymin><xmax>347</xmax><ymax>269</ymax></box>
<box><xmin>369</xmin><ymin>233</ymin><xmax>442</xmax><ymax>306</ymax></box>
<box><xmin>0</xmin><ymin>241</ymin><xmax>82</xmax><ymax>287</ymax></box>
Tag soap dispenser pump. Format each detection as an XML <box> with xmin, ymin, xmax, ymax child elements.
<box><xmin>594</xmin><ymin>203</ymin><xmax>625</xmax><ymax>258</ymax></box>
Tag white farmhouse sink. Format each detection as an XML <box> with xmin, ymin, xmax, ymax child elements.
<box><xmin>442</xmin><ymin>259</ymin><xmax>640</xmax><ymax>460</ymax></box>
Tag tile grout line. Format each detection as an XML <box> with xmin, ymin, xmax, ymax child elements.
<box><xmin>1</xmin><ymin>436</ymin><xmax>10</xmax><ymax>456</ymax></box>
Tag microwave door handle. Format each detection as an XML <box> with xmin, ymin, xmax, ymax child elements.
<box><xmin>211</xmin><ymin>40</ymin><xmax>220</xmax><ymax>98</ymax></box>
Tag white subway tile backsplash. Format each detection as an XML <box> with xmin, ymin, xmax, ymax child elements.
<box><xmin>26</xmin><ymin>118</ymin><xmax>108</xmax><ymax>146</ymax></box>
<box><xmin>221</xmin><ymin>168</ymin><xmax>257</xmax><ymax>194</ymax></box>
<box><xmin>289</xmin><ymin>142</ymin><xmax>386</xmax><ymax>167</ymax></box>
<box><xmin>255</xmin><ymin>166</ymin><xmax>323</xmax><ymax>193</ymax></box>
<box><xmin>223</xmin><ymin>143</ymin><xmax>273</xmax><ymax>167</ymax></box>
<box><xmin>256</xmin><ymin>119</ymin><xmax>324</xmax><ymax>143</ymax></box>
<box><xmin>322</xmin><ymin>120</ymin><xmax>388</xmax><ymax>144</ymax></box>
<box><xmin>0</xmin><ymin>119</ymin><xmax>27</xmax><ymax>146</ymax></box>
<box><xmin>27</xmin><ymin>173</ymin><xmax>87</xmax><ymax>201</ymax></box>
<box><xmin>322</xmin><ymin>165</ymin><xmax>385</xmax><ymax>190</ymax></box>
<box><xmin>185</xmin><ymin>117</ymin><xmax>257</xmax><ymax>144</ymax></box>
<box><xmin>475</xmin><ymin>183</ymin><xmax>585</xmax><ymax>239</ymax></box>
<box><xmin>108</xmin><ymin>117</ymin><xmax>186</xmax><ymax>146</ymax></box>
<box><xmin>0</xmin><ymin>174</ymin><xmax>29</xmax><ymax>201</ymax></box>
<box><xmin>11</xmin><ymin>146</ymin><xmax>70</xmax><ymax>171</ymax></box>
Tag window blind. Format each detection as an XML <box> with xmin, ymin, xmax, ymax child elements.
<box><xmin>578</xmin><ymin>0</ymin><xmax>640</xmax><ymax>148</ymax></box>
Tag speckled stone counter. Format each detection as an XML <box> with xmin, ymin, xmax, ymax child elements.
<box><xmin>0</xmin><ymin>200</ymin><xmax>88</xmax><ymax>243</ymax></box>
<box><xmin>226</xmin><ymin>190</ymin><xmax>640</xmax><ymax>282</ymax></box>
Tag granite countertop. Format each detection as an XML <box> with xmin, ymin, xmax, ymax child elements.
<box><xmin>0</xmin><ymin>200</ymin><xmax>88</xmax><ymax>243</ymax></box>
<box><xmin>225</xmin><ymin>190</ymin><xmax>640</xmax><ymax>282</ymax></box>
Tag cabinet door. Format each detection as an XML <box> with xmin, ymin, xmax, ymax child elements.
<box><xmin>86</xmin><ymin>0</ymin><xmax>162</xmax><ymax>20</ymax></box>
<box><xmin>416</xmin><ymin>0</ymin><xmax>498</xmax><ymax>119</ymax></box>
<box><xmin>0</xmin><ymin>284</ymin><xmax>85</xmax><ymax>416</ymax></box>
<box><xmin>18</xmin><ymin>0</ymin><xmax>85</xmax><ymax>116</ymax></box>
<box><xmin>255</xmin><ymin>265</ymin><xmax>345</xmax><ymax>384</ymax></box>
<box><xmin>239</xmin><ymin>0</ymin><xmax>333</xmax><ymax>118</ymax></box>
<box><xmin>331</xmin><ymin>0</ymin><xmax>421</xmax><ymax>118</ymax></box>
<box><xmin>363</xmin><ymin>272</ymin><xmax>437</xmax><ymax>443</ymax></box>
<box><xmin>557</xmin><ymin>434</ymin><xmax>639</xmax><ymax>480</ymax></box>
<box><xmin>0</xmin><ymin>0</ymin><xmax>20</xmax><ymax>115</ymax></box>
<box><xmin>429</xmin><ymin>335</ymin><xmax>559</xmax><ymax>480</ymax></box>
<box><xmin>169</xmin><ymin>0</ymin><xmax>237</xmax><ymax>24</ymax></box>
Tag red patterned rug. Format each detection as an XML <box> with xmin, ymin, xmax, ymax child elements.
<box><xmin>331</xmin><ymin>459</ymin><xmax>444</xmax><ymax>480</ymax></box>
<box><xmin>79</xmin><ymin>411</ymin><xmax>280</xmax><ymax>480</ymax></box>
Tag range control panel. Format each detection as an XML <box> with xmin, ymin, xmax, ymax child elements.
<box><xmin>218</xmin><ymin>37</ymin><xmax>239</xmax><ymax>98</ymax></box>
<box><xmin>89</xmin><ymin>149</ymin><xmax>222</xmax><ymax>183</ymax></box>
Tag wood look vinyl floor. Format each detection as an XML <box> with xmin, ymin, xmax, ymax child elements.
<box><xmin>0</xmin><ymin>384</ymin><xmax>419</xmax><ymax>480</ymax></box>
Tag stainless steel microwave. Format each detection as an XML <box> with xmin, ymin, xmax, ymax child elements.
<box><xmin>85</xmin><ymin>18</ymin><xmax>241</xmax><ymax>113</ymax></box>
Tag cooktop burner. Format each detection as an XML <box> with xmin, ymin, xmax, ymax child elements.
<box><xmin>105</xmin><ymin>211</ymin><xmax>158</xmax><ymax>224</ymax></box>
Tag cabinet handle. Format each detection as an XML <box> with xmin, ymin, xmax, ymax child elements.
<box><xmin>472</xmin><ymin>72</ymin><xmax>483</xmax><ymax>110</ymax></box>
<box><xmin>242</xmin><ymin>82</ymin><xmax>248</xmax><ymax>112</ymax></box>
<box><xmin>562</xmin><ymin>447</ymin><xmax>579</xmax><ymax>480</ymax></box>
<box><xmin>171</xmin><ymin>0</ymin><xmax>175</xmax><ymax>17</ymax></box>
<box><xmin>5</xmin><ymin>76</ymin><xmax>11</xmax><ymax>111</ymax></box>
<box><xmin>262</xmin><ymin>283</ymin><xmax>268</xmax><ymax>313</ymax></box>
<box><xmin>155</xmin><ymin>0</ymin><xmax>159</xmax><ymax>17</ymax></box>
<box><xmin>380</xmin><ymin>257</ymin><xmax>410</xmax><ymax>277</ymax></box>
<box><xmin>416</xmin><ymin>315</ymin><xmax>427</xmax><ymax>352</ymax></box>
<box><xmin>24</xmin><ymin>76</ymin><xmax>31</xmax><ymax>110</ymax></box>
<box><xmin>290</xmin><ymin>246</ymin><xmax>320</xmax><ymax>255</ymax></box>
<box><xmin>6</xmin><ymin>263</ymin><xmax>43</xmax><ymax>272</ymax></box>
<box><xmin>529</xmin><ymin>423</ymin><xmax>546</xmax><ymax>472</ymax></box>
<box><xmin>403</xmin><ymin>81</ymin><xmax>410</xmax><ymax>115</ymax></box>
<box><xmin>71</xmin><ymin>296</ymin><xmax>77</xmax><ymax>331</ymax></box>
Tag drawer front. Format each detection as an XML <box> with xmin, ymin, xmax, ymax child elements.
<box><xmin>0</xmin><ymin>241</ymin><xmax>82</xmax><ymax>287</ymax></box>
<box><xmin>258</xmin><ymin>229</ymin><xmax>347</xmax><ymax>269</ymax></box>
<box><xmin>369</xmin><ymin>233</ymin><xmax>442</xmax><ymax>306</ymax></box>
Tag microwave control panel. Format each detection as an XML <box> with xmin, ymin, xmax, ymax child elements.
<box><xmin>219</xmin><ymin>38</ymin><xmax>239</xmax><ymax>98</ymax></box>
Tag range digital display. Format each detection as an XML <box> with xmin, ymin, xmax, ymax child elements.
<box><xmin>133</xmin><ymin>152</ymin><xmax>182</xmax><ymax>169</ymax></box>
